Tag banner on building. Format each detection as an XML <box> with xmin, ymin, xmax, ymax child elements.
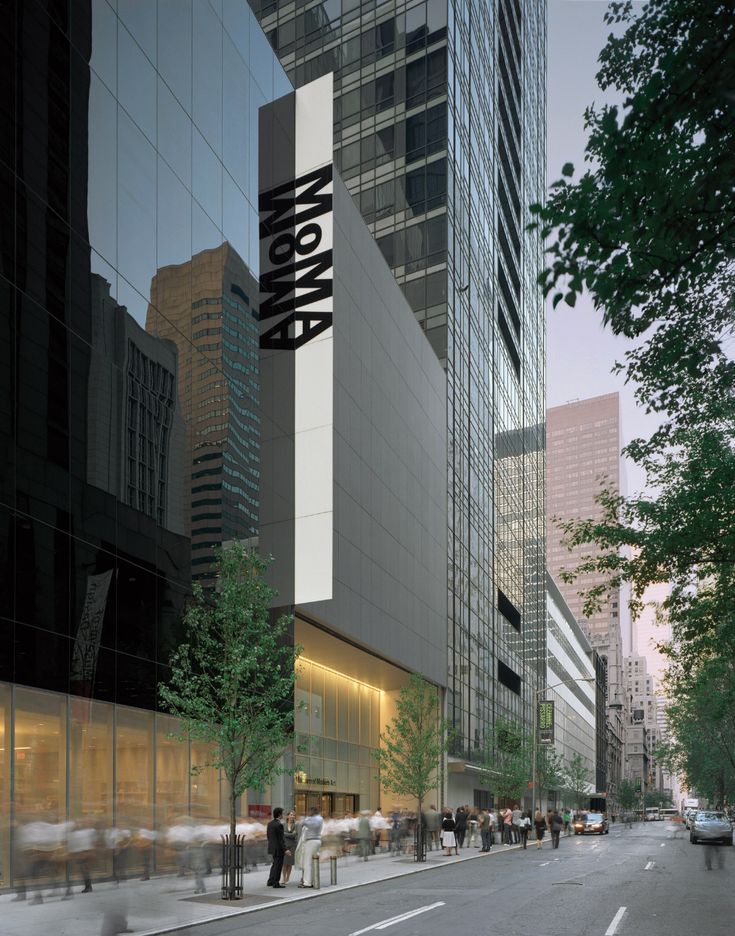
<box><xmin>537</xmin><ymin>699</ymin><xmax>554</xmax><ymax>745</ymax></box>
<box><xmin>258</xmin><ymin>74</ymin><xmax>334</xmax><ymax>606</ymax></box>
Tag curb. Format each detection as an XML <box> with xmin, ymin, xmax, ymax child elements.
<box><xmin>137</xmin><ymin>843</ymin><xmax>524</xmax><ymax>936</ymax></box>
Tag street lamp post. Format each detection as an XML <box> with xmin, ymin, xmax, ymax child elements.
<box><xmin>531</xmin><ymin>677</ymin><xmax>596</xmax><ymax>814</ymax></box>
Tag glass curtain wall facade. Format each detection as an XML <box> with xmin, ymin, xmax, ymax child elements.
<box><xmin>247</xmin><ymin>0</ymin><xmax>547</xmax><ymax>775</ymax></box>
<box><xmin>0</xmin><ymin>0</ymin><xmax>291</xmax><ymax>886</ymax></box>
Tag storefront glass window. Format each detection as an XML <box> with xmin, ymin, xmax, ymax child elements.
<box><xmin>69</xmin><ymin>698</ymin><xmax>114</xmax><ymax>877</ymax></box>
<box><xmin>115</xmin><ymin>706</ymin><xmax>153</xmax><ymax>874</ymax></box>
<box><xmin>0</xmin><ymin>683</ymin><xmax>9</xmax><ymax>887</ymax></box>
<box><xmin>14</xmin><ymin>688</ymin><xmax>67</xmax><ymax>820</ymax></box>
<box><xmin>191</xmin><ymin>742</ymin><xmax>222</xmax><ymax>821</ymax></box>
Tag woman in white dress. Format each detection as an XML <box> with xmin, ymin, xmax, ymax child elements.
<box><xmin>440</xmin><ymin>811</ymin><xmax>457</xmax><ymax>856</ymax></box>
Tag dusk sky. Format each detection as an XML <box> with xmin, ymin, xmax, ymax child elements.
<box><xmin>546</xmin><ymin>0</ymin><xmax>656</xmax><ymax>495</ymax></box>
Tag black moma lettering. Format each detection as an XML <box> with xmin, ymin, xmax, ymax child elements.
<box><xmin>260</xmin><ymin>311</ymin><xmax>332</xmax><ymax>350</ymax></box>
<box><xmin>259</xmin><ymin>164</ymin><xmax>333</xmax><ymax>238</ymax></box>
<box><xmin>259</xmin><ymin>248</ymin><xmax>333</xmax><ymax>321</ymax></box>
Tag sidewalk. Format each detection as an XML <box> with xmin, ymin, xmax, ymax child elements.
<box><xmin>0</xmin><ymin>842</ymin><xmax>522</xmax><ymax>936</ymax></box>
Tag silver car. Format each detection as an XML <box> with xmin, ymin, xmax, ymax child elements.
<box><xmin>690</xmin><ymin>811</ymin><xmax>733</xmax><ymax>845</ymax></box>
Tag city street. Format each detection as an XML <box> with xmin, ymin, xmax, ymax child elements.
<box><xmin>167</xmin><ymin>822</ymin><xmax>735</xmax><ymax>936</ymax></box>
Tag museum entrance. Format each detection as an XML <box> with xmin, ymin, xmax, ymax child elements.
<box><xmin>295</xmin><ymin>791</ymin><xmax>359</xmax><ymax>816</ymax></box>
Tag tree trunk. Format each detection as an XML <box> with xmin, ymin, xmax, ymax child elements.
<box><xmin>228</xmin><ymin>791</ymin><xmax>237</xmax><ymax>899</ymax></box>
<box><xmin>417</xmin><ymin>797</ymin><xmax>424</xmax><ymax>862</ymax></box>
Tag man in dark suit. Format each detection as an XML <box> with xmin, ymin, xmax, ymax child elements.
<box><xmin>266</xmin><ymin>807</ymin><xmax>286</xmax><ymax>887</ymax></box>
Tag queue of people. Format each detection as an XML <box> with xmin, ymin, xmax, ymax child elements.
<box><xmin>10</xmin><ymin>803</ymin><xmax>586</xmax><ymax>903</ymax></box>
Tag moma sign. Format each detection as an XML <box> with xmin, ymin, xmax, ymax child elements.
<box><xmin>258</xmin><ymin>74</ymin><xmax>334</xmax><ymax>606</ymax></box>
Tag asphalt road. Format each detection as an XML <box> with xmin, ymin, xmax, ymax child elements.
<box><xmin>168</xmin><ymin>821</ymin><xmax>735</xmax><ymax>936</ymax></box>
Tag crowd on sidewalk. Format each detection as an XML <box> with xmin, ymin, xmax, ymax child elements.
<box><xmin>7</xmin><ymin>803</ymin><xmax>588</xmax><ymax>907</ymax></box>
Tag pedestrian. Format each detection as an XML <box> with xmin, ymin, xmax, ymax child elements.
<box><xmin>533</xmin><ymin>810</ymin><xmax>546</xmax><ymax>849</ymax></box>
<box><xmin>441</xmin><ymin>811</ymin><xmax>457</xmax><ymax>856</ymax></box>
<box><xmin>488</xmin><ymin>808</ymin><xmax>497</xmax><ymax>849</ymax></box>
<box><xmin>519</xmin><ymin>811</ymin><xmax>531</xmax><ymax>849</ymax></box>
<box><xmin>357</xmin><ymin>810</ymin><xmax>371</xmax><ymax>861</ymax></box>
<box><xmin>511</xmin><ymin>804</ymin><xmax>523</xmax><ymax>844</ymax></box>
<box><xmin>478</xmin><ymin>809</ymin><xmax>491</xmax><ymax>852</ymax></box>
<box><xmin>468</xmin><ymin>808</ymin><xmax>479</xmax><ymax>847</ymax></box>
<box><xmin>562</xmin><ymin>808</ymin><xmax>571</xmax><ymax>835</ymax></box>
<box><xmin>266</xmin><ymin>807</ymin><xmax>286</xmax><ymax>888</ymax></box>
<box><xmin>502</xmin><ymin>807</ymin><xmax>513</xmax><ymax>845</ymax></box>
<box><xmin>281</xmin><ymin>811</ymin><xmax>298</xmax><ymax>885</ymax></box>
<box><xmin>704</xmin><ymin>843</ymin><xmax>724</xmax><ymax>871</ymax></box>
<box><xmin>298</xmin><ymin>806</ymin><xmax>323</xmax><ymax>888</ymax></box>
<box><xmin>550</xmin><ymin>809</ymin><xmax>564</xmax><ymax>849</ymax></box>
<box><xmin>454</xmin><ymin>806</ymin><xmax>468</xmax><ymax>848</ymax></box>
<box><xmin>424</xmin><ymin>805</ymin><xmax>440</xmax><ymax>851</ymax></box>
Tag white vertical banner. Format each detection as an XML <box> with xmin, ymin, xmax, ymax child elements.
<box><xmin>259</xmin><ymin>74</ymin><xmax>334</xmax><ymax>604</ymax></box>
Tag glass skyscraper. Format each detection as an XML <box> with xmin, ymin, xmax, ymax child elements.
<box><xmin>248</xmin><ymin>0</ymin><xmax>547</xmax><ymax>791</ymax></box>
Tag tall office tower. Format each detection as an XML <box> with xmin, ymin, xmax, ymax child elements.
<box><xmin>146</xmin><ymin>244</ymin><xmax>261</xmax><ymax>582</ymax></box>
<box><xmin>248</xmin><ymin>0</ymin><xmax>547</xmax><ymax>797</ymax></box>
<box><xmin>547</xmin><ymin>393</ymin><xmax>624</xmax><ymax>700</ymax></box>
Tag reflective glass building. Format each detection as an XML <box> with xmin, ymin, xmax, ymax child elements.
<box><xmin>248</xmin><ymin>0</ymin><xmax>547</xmax><ymax>798</ymax></box>
<box><xmin>0</xmin><ymin>0</ymin><xmax>448</xmax><ymax>888</ymax></box>
<box><xmin>0</xmin><ymin>0</ymin><xmax>292</xmax><ymax>886</ymax></box>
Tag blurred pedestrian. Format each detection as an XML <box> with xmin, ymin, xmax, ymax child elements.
<box><xmin>550</xmin><ymin>810</ymin><xmax>564</xmax><ymax>849</ymax></box>
<box><xmin>425</xmin><ymin>805</ymin><xmax>440</xmax><ymax>851</ymax></box>
<box><xmin>281</xmin><ymin>811</ymin><xmax>298</xmax><ymax>885</ymax></box>
<box><xmin>454</xmin><ymin>806</ymin><xmax>468</xmax><ymax>848</ymax></box>
<box><xmin>533</xmin><ymin>810</ymin><xmax>546</xmax><ymax>849</ymax></box>
<box><xmin>519</xmin><ymin>811</ymin><xmax>531</xmax><ymax>849</ymax></box>
<box><xmin>502</xmin><ymin>807</ymin><xmax>513</xmax><ymax>845</ymax></box>
<box><xmin>478</xmin><ymin>809</ymin><xmax>491</xmax><ymax>852</ymax></box>
<box><xmin>704</xmin><ymin>843</ymin><xmax>725</xmax><ymax>871</ymax></box>
<box><xmin>267</xmin><ymin>807</ymin><xmax>286</xmax><ymax>888</ymax></box>
<box><xmin>441</xmin><ymin>811</ymin><xmax>457</xmax><ymax>856</ymax></box>
<box><xmin>357</xmin><ymin>810</ymin><xmax>371</xmax><ymax>861</ymax></box>
<box><xmin>298</xmin><ymin>806</ymin><xmax>323</xmax><ymax>888</ymax></box>
<box><xmin>468</xmin><ymin>809</ymin><xmax>479</xmax><ymax>848</ymax></box>
<box><xmin>512</xmin><ymin>804</ymin><xmax>522</xmax><ymax>844</ymax></box>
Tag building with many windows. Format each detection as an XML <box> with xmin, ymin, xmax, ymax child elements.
<box><xmin>248</xmin><ymin>0</ymin><xmax>548</xmax><ymax>802</ymax></box>
<box><xmin>544</xmin><ymin>573</ymin><xmax>596</xmax><ymax>807</ymax></box>
<box><xmin>0</xmin><ymin>0</ymin><xmax>447</xmax><ymax>888</ymax></box>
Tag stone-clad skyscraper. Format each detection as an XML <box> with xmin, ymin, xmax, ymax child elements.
<box><xmin>248</xmin><ymin>0</ymin><xmax>547</xmax><ymax>798</ymax></box>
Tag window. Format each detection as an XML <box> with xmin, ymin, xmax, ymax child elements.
<box><xmin>498</xmin><ymin>660</ymin><xmax>521</xmax><ymax>695</ymax></box>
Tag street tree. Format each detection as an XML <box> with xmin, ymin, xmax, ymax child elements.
<box><xmin>617</xmin><ymin>779</ymin><xmax>638</xmax><ymax>814</ymax></box>
<box><xmin>478</xmin><ymin>718</ymin><xmax>531</xmax><ymax>805</ymax></box>
<box><xmin>563</xmin><ymin>753</ymin><xmax>592</xmax><ymax>809</ymax></box>
<box><xmin>537</xmin><ymin>747</ymin><xmax>566</xmax><ymax>799</ymax></box>
<box><xmin>373</xmin><ymin>674</ymin><xmax>447</xmax><ymax>857</ymax></box>
<box><xmin>529</xmin><ymin>0</ymin><xmax>735</xmax><ymax>619</ymax></box>
<box><xmin>158</xmin><ymin>544</ymin><xmax>298</xmax><ymax>899</ymax></box>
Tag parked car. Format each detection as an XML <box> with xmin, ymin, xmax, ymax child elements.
<box><xmin>573</xmin><ymin>812</ymin><xmax>609</xmax><ymax>835</ymax></box>
<box><xmin>689</xmin><ymin>811</ymin><xmax>733</xmax><ymax>845</ymax></box>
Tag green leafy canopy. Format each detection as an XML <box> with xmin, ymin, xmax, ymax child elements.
<box><xmin>158</xmin><ymin>544</ymin><xmax>299</xmax><ymax>802</ymax></box>
<box><xmin>373</xmin><ymin>673</ymin><xmax>447</xmax><ymax>806</ymax></box>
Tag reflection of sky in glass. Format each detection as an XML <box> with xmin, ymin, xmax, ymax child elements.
<box><xmin>87</xmin><ymin>0</ymin><xmax>290</xmax><ymax>327</ymax></box>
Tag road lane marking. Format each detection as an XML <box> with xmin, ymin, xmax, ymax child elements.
<box><xmin>644</xmin><ymin>861</ymin><xmax>654</xmax><ymax>870</ymax></box>
<box><xmin>605</xmin><ymin>907</ymin><xmax>627</xmax><ymax>936</ymax></box>
<box><xmin>349</xmin><ymin>902</ymin><xmax>446</xmax><ymax>935</ymax></box>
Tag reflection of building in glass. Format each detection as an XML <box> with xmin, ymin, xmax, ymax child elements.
<box><xmin>249</xmin><ymin>0</ymin><xmax>548</xmax><ymax>804</ymax></box>
<box><xmin>88</xmin><ymin>274</ymin><xmax>186</xmax><ymax>535</ymax></box>
<box><xmin>0</xmin><ymin>0</ymin><xmax>287</xmax><ymax>888</ymax></box>
<box><xmin>147</xmin><ymin>244</ymin><xmax>261</xmax><ymax>581</ymax></box>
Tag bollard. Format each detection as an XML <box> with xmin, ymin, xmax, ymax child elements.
<box><xmin>312</xmin><ymin>854</ymin><xmax>321</xmax><ymax>890</ymax></box>
<box><xmin>329</xmin><ymin>855</ymin><xmax>338</xmax><ymax>885</ymax></box>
